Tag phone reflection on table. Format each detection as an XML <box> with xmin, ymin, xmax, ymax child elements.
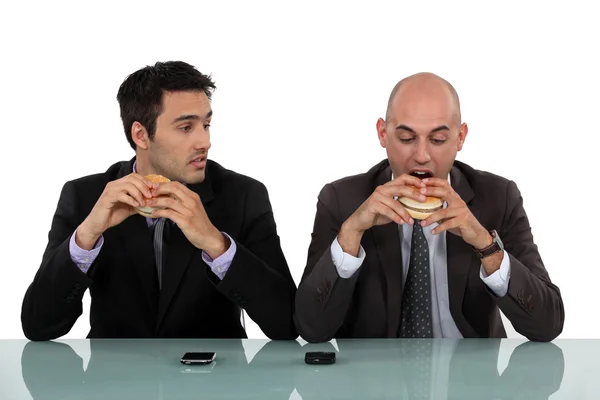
<box><xmin>180</xmin><ymin>360</ymin><xmax>216</xmax><ymax>373</ymax></box>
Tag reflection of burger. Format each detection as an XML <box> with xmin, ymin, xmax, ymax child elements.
<box><xmin>135</xmin><ymin>174</ymin><xmax>171</xmax><ymax>218</ymax></box>
<box><xmin>397</xmin><ymin>186</ymin><xmax>444</xmax><ymax>220</ymax></box>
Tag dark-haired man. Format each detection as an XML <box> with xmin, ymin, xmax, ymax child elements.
<box><xmin>22</xmin><ymin>61</ymin><xmax>297</xmax><ymax>340</ymax></box>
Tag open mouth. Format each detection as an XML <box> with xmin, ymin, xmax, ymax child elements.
<box><xmin>190</xmin><ymin>156</ymin><xmax>207</xmax><ymax>168</ymax></box>
<box><xmin>410</xmin><ymin>171</ymin><xmax>433</xmax><ymax>179</ymax></box>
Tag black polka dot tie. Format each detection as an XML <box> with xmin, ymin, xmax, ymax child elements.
<box><xmin>399</xmin><ymin>221</ymin><xmax>433</xmax><ymax>338</ymax></box>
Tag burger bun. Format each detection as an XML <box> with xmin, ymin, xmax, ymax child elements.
<box><xmin>397</xmin><ymin>186</ymin><xmax>444</xmax><ymax>220</ymax></box>
<box><xmin>135</xmin><ymin>174</ymin><xmax>171</xmax><ymax>218</ymax></box>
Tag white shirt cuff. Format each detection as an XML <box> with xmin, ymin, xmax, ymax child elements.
<box><xmin>480</xmin><ymin>250</ymin><xmax>511</xmax><ymax>297</ymax></box>
<box><xmin>331</xmin><ymin>236</ymin><xmax>366</xmax><ymax>279</ymax></box>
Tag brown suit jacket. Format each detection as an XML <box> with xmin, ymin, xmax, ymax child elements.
<box><xmin>294</xmin><ymin>159</ymin><xmax>564</xmax><ymax>342</ymax></box>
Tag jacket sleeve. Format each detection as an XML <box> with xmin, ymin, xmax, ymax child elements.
<box><xmin>214</xmin><ymin>180</ymin><xmax>298</xmax><ymax>340</ymax></box>
<box><xmin>493</xmin><ymin>180</ymin><xmax>565</xmax><ymax>342</ymax></box>
<box><xmin>294</xmin><ymin>183</ymin><xmax>363</xmax><ymax>342</ymax></box>
<box><xmin>21</xmin><ymin>181</ymin><xmax>94</xmax><ymax>341</ymax></box>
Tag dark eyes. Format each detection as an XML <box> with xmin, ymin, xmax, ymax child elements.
<box><xmin>179</xmin><ymin>123</ymin><xmax>210</xmax><ymax>133</ymax></box>
<box><xmin>399</xmin><ymin>138</ymin><xmax>446</xmax><ymax>145</ymax></box>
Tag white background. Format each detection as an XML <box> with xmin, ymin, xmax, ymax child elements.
<box><xmin>1</xmin><ymin>1</ymin><xmax>599</xmax><ymax>344</ymax></box>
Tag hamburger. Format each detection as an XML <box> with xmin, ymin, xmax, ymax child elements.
<box><xmin>135</xmin><ymin>174</ymin><xmax>171</xmax><ymax>218</ymax></box>
<box><xmin>397</xmin><ymin>186</ymin><xmax>444</xmax><ymax>220</ymax></box>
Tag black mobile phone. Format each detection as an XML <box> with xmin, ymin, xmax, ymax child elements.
<box><xmin>180</xmin><ymin>352</ymin><xmax>216</xmax><ymax>365</ymax></box>
<box><xmin>305</xmin><ymin>351</ymin><xmax>336</xmax><ymax>365</ymax></box>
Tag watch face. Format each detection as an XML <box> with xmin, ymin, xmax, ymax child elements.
<box><xmin>491</xmin><ymin>230</ymin><xmax>504</xmax><ymax>250</ymax></box>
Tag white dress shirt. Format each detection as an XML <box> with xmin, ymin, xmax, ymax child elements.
<box><xmin>330</xmin><ymin>175</ymin><xmax>511</xmax><ymax>338</ymax></box>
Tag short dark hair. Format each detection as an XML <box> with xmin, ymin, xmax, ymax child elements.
<box><xmin>116</xmin><ymin>61</ymin><xmax>216</xmax><ymax>150</ymax></box>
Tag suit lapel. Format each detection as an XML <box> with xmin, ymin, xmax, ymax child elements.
<box><xmin>156</xmin><ymin>165</ymin><xmax>216</xmax><ymax>329</ymax></box>
<box><xmin>113</xmin><ymin>158</ymin><xmax>160</xmax><ymax>313</ymax></box>
<box><xmin>368</xmin><ymin>165</ymin><xmax>404</xmax><ymax>337</ymax></box>
<box><xmin>155</xmin><ymin>223</ymin><xmax>197</xmax><ymax>329</ymax></box>
<box><xmin>446</xmin><ymin>165</ymin><xmax>479</xmax><ymax>337</ymax></box>
<box><xmin>117</xmin><ymin>214</ymin><xmax>160</xmax><ymax>313</ymax></box>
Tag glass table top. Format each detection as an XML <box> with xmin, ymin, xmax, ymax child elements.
<box><xmin>1</xmin><ymin>338</ymin><xmax>597</xmax><ymax>399</ymax></box>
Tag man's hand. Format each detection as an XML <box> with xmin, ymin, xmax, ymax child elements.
<box><xmin>346</xmin><ymin>174</ymin><xmax>427</xmax><ymax>232</ymax></box>
<box><xmin>338</xmin><ymin>174</ymin><xmax>426</xmax><ymax>256</ymax></box>
<box><xmin>149</xmin><ymin>182</ymin><xmax>229</xmax><ymax>259</ymax></box>
<box><xmin>420</xmin><ymin>177</ymin><xmax>492</xmax><ymax>249</ymax></box>
<box><xmin>77</xmin><ymin>174</ymin><xmax>156</xmax><ymax>250</ymax></box>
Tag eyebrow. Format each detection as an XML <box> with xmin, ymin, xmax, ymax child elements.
<box><xmin>395</xmin><ymin>124</ymin><xmax>450</xmax><ymax>134</ymax></box>
<box><xmin>172</xmin><ymin>110</ymin><xmax>213</xmax><ymax>124</ymax></box>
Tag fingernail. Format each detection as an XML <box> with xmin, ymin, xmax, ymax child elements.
<box><xmin>409</xmin><ymin>218</ymin><xmax>414</xmax><ymax>224</ymax></box>
<box><xmin>420</xmin><ymin>188</ymin><xmax>427</xmax><ymax>194</ymax></box>
<box><xmin>148</xmin><ymin>199</ymin><xmax>153</xmax><ymax>205</ymax></box>
<box><xmin>419</xmin><ymin>195</ymin><xmax>426</xmax><ymax>201</ymax></box>
<box><xmin>422</xmin><ymin>179</ymin><xmax>429</xmax><ymax>183</ymax></box>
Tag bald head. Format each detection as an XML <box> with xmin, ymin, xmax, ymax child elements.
<box><xmin>385</xmin><ymin>72</ymin><xmax>461</xmax><ymax>127</ymax></box>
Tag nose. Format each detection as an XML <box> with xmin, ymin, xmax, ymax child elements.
<box><xmin>193</xmin><ymin>127</ymin><xmax>211</xmax><ymax>151</ymax></box>
<box><xmin>414</xmin><ymin>140</ymin><xmax>431</xmax><ymax>164</ymax></box>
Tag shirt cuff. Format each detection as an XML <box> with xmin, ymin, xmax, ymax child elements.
<box><xmin>69</xmin><ymin>228</ymin><xmax>104</xmax><ymax>274</ymax></box>
<box><xmin>202</xmin><ymin>232</ymin><xmax>236</xmax><ymax>280</ymax></box>
<box><xmin>480</xmin><ymin>250</ymin><xmax>511</xmax><ymax>297</ymax></box>
<box><xmin>331</xmin><ymin>236</ymin><xmax>366</xmax><ymax>279</ymax></box>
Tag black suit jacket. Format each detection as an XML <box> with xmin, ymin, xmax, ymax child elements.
<box><xmin>22</xmin><ymin>158</ymin><xmax>297</xmax><ymax>340</ymax></box>
<box><xmin>295</xmin><ymin>159</ymin><xmax>564</xmax><ymax>342</ymax></box>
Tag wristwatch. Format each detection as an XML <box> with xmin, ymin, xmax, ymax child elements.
<box><xmin>472</xmin><ymin>230</ymin><xmax>504</xmax><ymax>259</ymax></box>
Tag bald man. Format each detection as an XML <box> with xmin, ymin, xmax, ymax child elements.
<box><xmin>294</xmin><ymin>73</ymin><xmax>564</xmax><ymax>342</ymax></box>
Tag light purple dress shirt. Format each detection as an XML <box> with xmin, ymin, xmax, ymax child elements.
<box><xmin>69</xmin><ymin>162</ymin><xmax>236</xmax><ymax>279</ymax></box>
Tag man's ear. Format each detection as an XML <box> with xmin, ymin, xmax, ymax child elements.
<box><xmin>131</xmin><ymin>122</ymin><xmax>150</xmax><ymax>150</ymax></box>
<box><xmin>457</xmin><ymin>123</ymin><xmax>468</xmax><ymax>151</ymax></box>
<box><xmin>377</xmin><ymin>118</ymin><xmax>388</xmax><ymax>148</ymax></box>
